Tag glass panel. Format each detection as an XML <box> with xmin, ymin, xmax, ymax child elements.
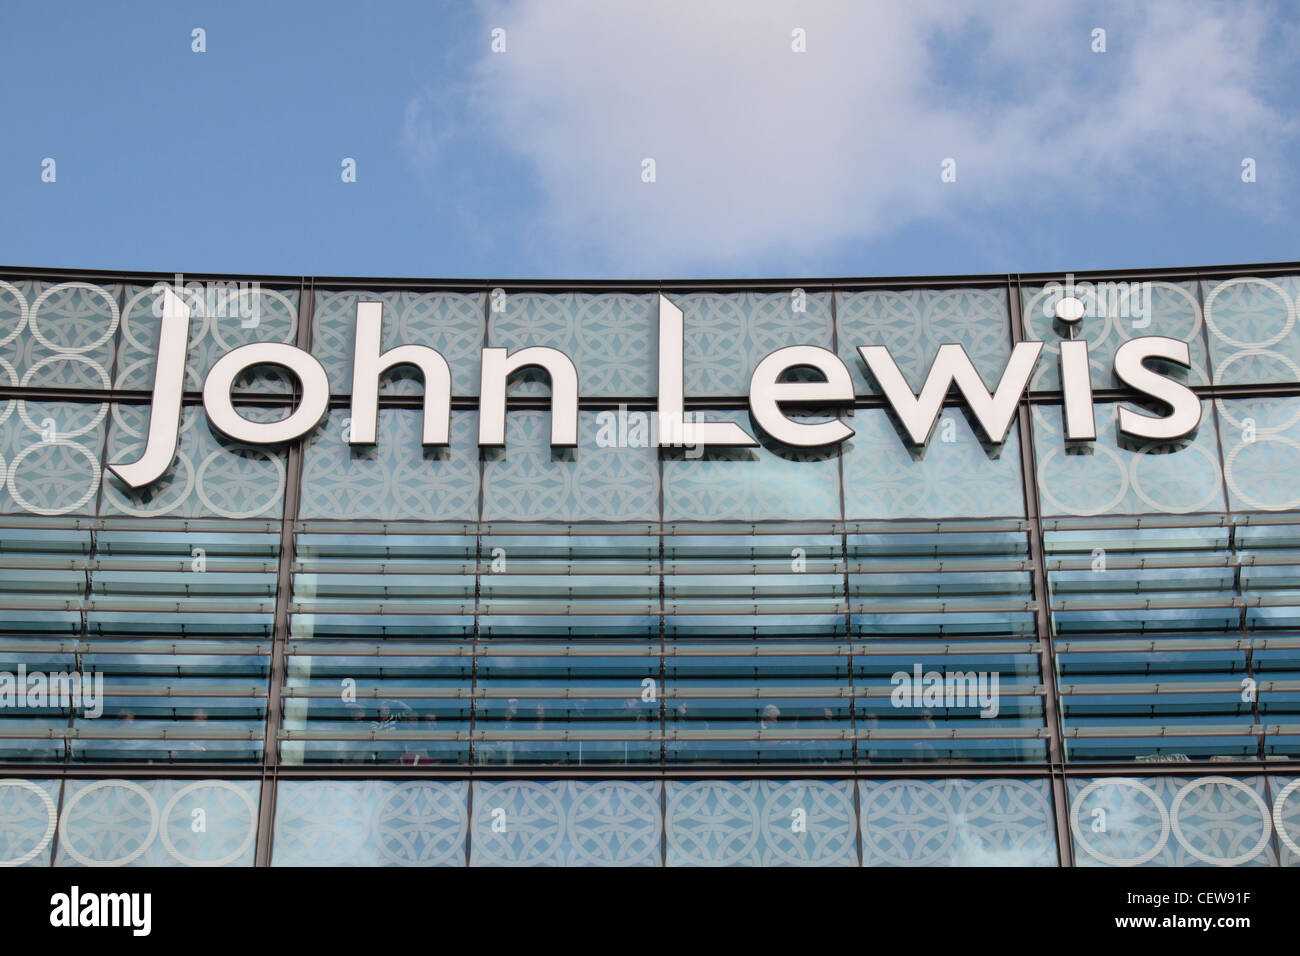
<box><xmin>664</xmin><ymin>779</ymin><xmax>858</xmax><ymax>866</ymax></box>
<box><xmin>0</xmin><ymin>400</ymin><xmax>106</xmax><ymax>516</ymax></box>
<box><xmin>1205</xmin><ymin>274</ymin><xmax>1300</xmax><ymax>386</ymax></box>
<box><xmin>115</xmin><ymin>282</ymin><xmax>300</xmax><ymax>394</ymax></box>
<box><xmin>313</xmin><ymin>288</ymin><xmax>485</xmax><ymax>397</ymax></box>
<box><xmin>664</xmin><ymin>532</ymin><xmax>849</xmax><ymax>765</ymax></box>
<box><xmin>488</xmin><ymin>292</ymin><xmax>657</xmax><ymax>398</ymax></box>
<box><xmin>851</xmin><ymin>528</ymin><xmax>1044</xmax><ymax>762</ymax></box>
<box><xmin>676</xmin><ymin>291</ymin><xmax>833</xmax><ymax>398</ymax></box>
<box><xmin>53</xmin><ymin>778</ymin><xmax>259</xmax><ymax>866</ymax></box>
<box><xmin>1033</xmin><ymin>401</ymin><xmax>1224</xmax><ymax>516</ymax></box>
<box><xmin>842</xmin><ymin>406</ymin><xmax>1024</xmax><ymax>519</ymax></box>
<box><xmin>0</xmin><ymin>280</ymin><xmax>120</xmax><ymax>391</ymax></box>
<box><xmin>1068</xmin><ymin>775</ymin><xmax>1276</xmax><ymax>866</ymax></box>
<box><xmin>837</xmin><ymin>287</ymin><xmax>1010</xmax><ymax>395</ymax></box>
<box><xmin>284</xmin><ymin>533</ymin><xmax>474</xmax><ymax>765</ymax></box>
<box><xmin>483</xmin><ymin>411</ymin><xmax>658</xmax><ymax>521</ymax></box>
<box><xmin>299</xmin><ymin>409</ymin><xmax>480</xmax><ymax>521</ymax></box>
<box><xmin>1220</xmin><ymin>396</ymin><xmax>1300</xmax><ymax>513</ymax></box>
<box><xmin>470</xmin><ymin>780</ymin><xmax>661</xmax><ymax>866</ymax></box>
<box><xmin>102</xmin><ymin>404</ymin><xmax>287</xmax><ymax>519</ymax></box>
<box><xmin>272</xmin><ymin>780</ymin><xmax>468</xmax><ymax>866</ymax></box>
<box><xmin>859</xmin><ymin>778</ymin><xmax>1057</xmax><ymax>865</ymax></box>
<box><xmin>74</xmin><ymin>529</ymin><xmax>276</xmax><ymax>764</ymax></box>
<box><xmin>0</xmin><ymin>778</ymin><xmax>58</xmax><ymax>866</ymax></box>
<box><xmin>662</xmin><ymin>410</ymin><xmax>840</xmax><ymax>521</ymax></box>
<box><xmin>477</xmin><ymin>532</ymin><xmax>660</xmax><ymax>767</ymax></box>
<box><xmin>1274</xmin><ymin>776</ymin><xmax>1300</xmax><ymax>866</ymax></box>
<box><xmin>1048</xmin><ymin>524</ymin><xmax>1260</xmax><ymax>762</ymax></box>
<box><xmin>1022</xmin><ymin>279</ymin><xmax>1209</xmax><ymax>391</ymax></box>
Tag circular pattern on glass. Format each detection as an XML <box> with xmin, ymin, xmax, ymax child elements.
<box><xmin>1270</xmin><ymin>779</ymin><xmax>1300</xmax><ymax>859</ymax></box>
<box><xmin>1225</xmin><ymin>437</ymin><xmax>1300</xmax><ymax>512</ymax></box>
<box><xmin>1169</xmin><ymin>776</ymin><xmax>1271</xmax><ymax>867</ymax></box>
<box><xmin>0</xmin><ymin>780</ymin><xmax>57</xmax><ymax>866</ymax></box>
<box><xmin>1204</xmin><ymin>277</ymin><xmax>1296</xmax><ymax>351</ymax></box>
<box><xmin>1128</xmin><ymin>439</ymin><xmax>1222</xmax><ymax>514</ymax></box>
<box><xmin>58</xmin><ymin>780</ymin><xmax>159</xmax><ymax>867</ymax></box>
<box><xmin>371</xmin><ymin>783</ymin><xmax>466</xmax><ymax>866</ymax></box>
<box><xmin>6</xmin><ymin>440</ymin><xmax>101</xmax><ymax>516</ymax></box>
<box><xmin>1070</xmin><ymin>778</ymin><xmax>1170</xmax><ymax>866</ymax></box>
<box><xmin>0</xmin><ymin>281</ymin><xmax>28</xmax><ymax>349</ymax></box>
<box><xmin>159</xmin><ymin>781</ymin><xmax>258</xmax><ymax>867</ymax></box>
<box><xmin>858</xmin><ymin>780</ymin><xmax>959</xmax><ymax>866</ymax></box>
<box><xmin>29</xmin><ymin>283</ymin><xmax>119</xmax><ymax>354</ymax></box>
<box><xmin>194</xmin><ymin>447</ymin><xmax>286</xmax><ymax>518</ymax></box>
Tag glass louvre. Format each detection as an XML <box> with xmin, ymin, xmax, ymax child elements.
<box><xmin>476</xmin><ymin>530</ymin><xmax>660</xmax><ymax>767</ymax></box>
<box><xmin>284</xmin><ymin>531</ymin><xmax>475</xmax><ymax>765</ymax></box>
<box><xmin>1048</xmin><ymin>525</ymin><xmax>1255</xmax><ymax>761</ymax></box>
<box><xmin>664</xmin><ymin>532</ymin><xmax>850</xmax><ymax>765</ymax></box>
<box><xmin>1</xmin><ymin>266</ymin><xmax>1300</xmax><ymax>866</ymax></box>
<box><xmin>850</xmin><ymin>525</ymin><xmax>1045</xmax><ymax>762</ymax></box>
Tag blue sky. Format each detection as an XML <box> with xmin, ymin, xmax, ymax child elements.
<box><xmin>0</xmin><ymin>0</ymin><xmax>1296</xmax><ymax>280</ymax></box>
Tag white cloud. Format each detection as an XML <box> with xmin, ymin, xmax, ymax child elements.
<box><xmin>405</xmin><ymin>0</ymin><xmax>1294</xmax><ymax>273</ymax></box>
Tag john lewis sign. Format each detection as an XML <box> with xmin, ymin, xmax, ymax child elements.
<box><xmin>109</xmin><ymin>290</ymin><xmax>1202</xmax><ymax>488</ymax></box>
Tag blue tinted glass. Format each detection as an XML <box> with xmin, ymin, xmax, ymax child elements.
<box><xmin>838</xmin><ymin>287</ymin><xmax>1010</xmax><ymax>394</ymax></box>
<box><xmin>1205</xmin><ymin>274</ymin><xmax>1300</xmax><ymax>386</ymax></box>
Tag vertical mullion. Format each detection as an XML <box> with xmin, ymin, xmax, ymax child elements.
<box><xmin>831</xmin><ymin>284</ymin><xmax>856</xmax><ymax>770</ymax></box>
<box><xmin>253</xmin><ymin>277</ymin><xmax>313</xmax><ymax>866</ymax></box>
<box><xmin>1008</xmin><ymin>276</ymin><xmax>1074</xmax><ymax>866</ymax></box>
<box><xmin>467</xmin><ymin>284</ymin><xmax>490</xmax><ymax>866</ymax></box>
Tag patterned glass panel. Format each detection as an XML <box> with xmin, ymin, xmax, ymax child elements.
<box><xmin>0</xmin><ymin>400</ymin><xmax>106</xmax><ymax>516</ymax></box>
<box><xmin>299</xmin><ymin>409</ymin><xmax>480</xmax><ymax>521</ymax></box>
<box><xmin>488</xmin><ymin>292</ymin><xmax>656</xmax><ymax>398</ymax></box>
<box><xmin>114</xmin><ymin>282</ymin><xmax>300</xmax><ymax>394</ymax></box>
<box><xmin>676</xmin><ymin>291</ymin><xmax>833</xmax><ymax>398</ymax></box>
<box><xmin>836</xmin><ymin>287</ymin><xmax>1010</xmax><ymax>395</ymax></box>
<box><xmin>470</xmin><ymin>780</ymin><xmax>661</xmax><ymax>866</ymax></box>
<box><xmin>1205</xmin><ymin>274</ymin><xmax>1300</xmax><ymax>386</ymax></box>
<box><xmin>664</xmin><ymin>779</ymin><xmax>858</xmax><ymax>866</ymax></box>
<box><xmin>662</xmin><ymin>410</ymin><xmax>840</xmax><ymax>521</ymax></box>
<box><xmin>0</xmin><ymin>280</ymin><xmax>120</xmax><ymax>391</ymax></box>
<box><xmin>0</xmin><ymin>778</ymin><xmax>59</xmax><ymax>866</ymax></box>
<box><xmin>272</xmin><ymin>780</ymin><xmax>468</xmax><ymax>866</ymax></box>
<box><xmin>1220</xmin><ymin>396</ymin><xmax>1300</xmax><ymax>513</ymax></box>
<box><xmin>102</xmin><ymin>404</ymin><xmax>287</xmax><ymax>519</ymax></box>
<box><xmin>52</xmin><ymin>778</ymin><xmax>259</xmax><ymax>866</ymax></box>
<box><xmin>1033</xmin><ymin>402</ymin><xmax>1224</xmax><ymax>516</ymax></box>
<box><xmin>312</xmin><ymin>289</ymin><xmax>485</xmax><ymax>396</ymax></box>
<box><xmin>1274</xmin><ymin>776</ymin><xmax>1300</xmax><ymax>866</ymax></box>
<box><xmin>483</xmin><ymin>410</ymin><xmax>658</xmax><ymax>521</ymax></box>
<box><xmin>1022</xmin><ymin>279</ymin><xmax>1209</xmax><ymax>391</ymax></box>
<box><xmin>859</xmin><ymin>778</ymin><xmax>1057</xmax><ymax>866</ymax></box>
<box><xmin>842</xmin><ymin>406</ymin><xmax>1024</xmax><ymax>519</ymax></box>
<box><xmin>1068</xmin><ymin>775</ymin><xmax>1276</xmax><ymax>866</ymax></box>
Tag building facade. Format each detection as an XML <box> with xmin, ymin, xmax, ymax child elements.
<box><xmin>0</xmin><ymin>263</ymin><xmax>1298</xmax><ymax>866</ymax></box>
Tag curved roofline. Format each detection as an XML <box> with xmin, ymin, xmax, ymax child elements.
<box><xmin>1</xmin><ymin>259</ymin><xmax>1298</xmax><ymax>291</ymax></box>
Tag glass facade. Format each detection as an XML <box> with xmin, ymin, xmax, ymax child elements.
<box><xmin>1</xmin><ymin>266</ymin><xmax>1299</xmax><ymax>866</ymax></box>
